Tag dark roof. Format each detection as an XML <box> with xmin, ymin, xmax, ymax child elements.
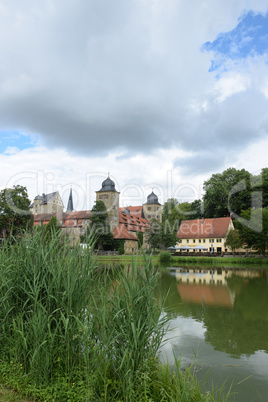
<box><xmin>34</xmin><ymin>191</ymin><xmax>59</xmax><ymax>205</ymax></box>
<box><xmin>177</xmin><ymin>217</ymin><xmax>232</xmax><ymax>239</ymax></box>
<box><xmin>144</xmin><ymin>191</ymin><xmax>161</xmax><ymax>205</ymax></box>
<box><xmin>96</xmin><ymin>176</ymin><xmax>118</xmax><ymax>192</ymax></box>
<box><xmin>66</xmin><ymin>188</ymin><xmax>74</xmax><ymax>212</ymax></box>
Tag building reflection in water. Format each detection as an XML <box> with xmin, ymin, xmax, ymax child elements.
<box><xmin>170</xmin><ymin>267</ymin><xmax>260</xmax><ymax>308</ymax></box>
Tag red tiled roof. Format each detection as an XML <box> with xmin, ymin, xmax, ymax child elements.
<box><xmin>33</xmin><ymin>211</ymin><xmax>91</xmax><ymax>228</ymax></box>
<box><xmin>63</xmin><ymin>211</ymin><xmax>91</xmax><ymax>219</ymax></box>
<box><xmin>113</xmin><ymin>225</ymin><xmax>138</xmax><ymax>241</ymax></box>
<box><xmin>119</xmin><ymin>206</ymin><xmax>149</xmax><ymax>233</ymax></box>
<box><xmin>34</xmin><ymin>213</ymin><xmax>55</xmax><ymax>222</ymax></box>
<box><xmin>177</xmin><ymin>217</ymin><xmax>232</xmax><ymax>239</ymax></box>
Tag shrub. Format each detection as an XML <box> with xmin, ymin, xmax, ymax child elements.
<box><xmin>159</xmin><ymin>251</ymin><xmax>172</xmax><ymax>264</ymax></box>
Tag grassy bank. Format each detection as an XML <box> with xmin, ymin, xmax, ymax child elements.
<box><xmin>96</xmin><ymin>253</ymin><xmax>268</xmax><ymax>267</ymax></box>
<box><xmin>0</xmin><ymin>232</ymin><xmax>230</xmax><ymax>401</ymax></box>
<box><xmin>170</xmin><ymin>255</ymin><xmax>268</xmax><ymax>265</ymax></box>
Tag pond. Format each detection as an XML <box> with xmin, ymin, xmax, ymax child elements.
<box><xmin>158</xmin><ymin>266</ymin><xmax>268</xmax><ymax>401</ymax></box>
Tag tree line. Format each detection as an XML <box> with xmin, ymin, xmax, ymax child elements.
<box><xmin>148</xmin><ymin>167</ymin><xmax>268</xmax><ymax>253</ymax></box>
<box><xmin>0</xmin><ymin>167</ymin><xmax>268</xmax><ymax>253</ymax></box>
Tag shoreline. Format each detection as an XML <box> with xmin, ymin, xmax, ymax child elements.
<box><xmin>95</xmin><ymin>254</ymin><xmax>268</xmax><ymax>266</ymax></box>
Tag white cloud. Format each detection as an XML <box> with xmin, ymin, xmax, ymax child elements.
<box><xmin>0</xmin><ymin>0</ymin><xmax>267</xmax><ymax>192</ymax></box>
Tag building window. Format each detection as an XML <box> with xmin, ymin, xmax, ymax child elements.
<box><xmin>148</xmin><ymin>207</ymin><xmax>151</xmax><ymax>211</ymax></box>
<box><xmin>203</xmin><ymin>239</ymin><xmax>205</xmax><ymax>243</ymax></box>
<box><xmin>199</xmin><ymin>239</ymin><xmax>201</xmax><ymax>243</ymax></box>
<box><xmin>193</xmin><ymin>239</ymin><xmax>195</xmax><ymax>243</ymax></box>
<box><xmin>187</xmin><ymin>239</ymin><xmax>189</xmax><ymax>243</ymax></box>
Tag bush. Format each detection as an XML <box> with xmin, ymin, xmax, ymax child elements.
<box><xmin>159</xmin><ymin>251</ymin><xmax>172</xmax><ymax>264</ymax></box>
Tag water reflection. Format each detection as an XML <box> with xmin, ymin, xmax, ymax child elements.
<box><xmin>159</xmin><ymin>267</ymin><xmax>268</xmax><ymax>357</ymax></box>
<box><xmin>158</xmin><ymin>266</ymin><xmax>268</xmax><ymax>401</ymax></box>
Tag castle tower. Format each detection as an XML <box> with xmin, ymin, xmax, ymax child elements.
<box><xmin>142</xmin><ymin>191</ymin><xmax>162</xmax><ymax>222</ymax></box>
<box><xmin>95</xmin><ymin>176</ymin><xmax>120</xmax><ymax>231</ymax></box>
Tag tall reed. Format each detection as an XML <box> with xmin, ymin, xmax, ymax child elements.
<box><xmin>94</xmin><ymin>254</ymin><xmax>169</xmax><ymax>399</ymax></box>
<box><xmin>0</xmin><ymin>229</ymin><xmax>97</xmax><ymax>385</ymax></box>
<box><xmin>0</xmin><ymin>231</ymin><xmax>230</xmax><ymax>400</ymax></box>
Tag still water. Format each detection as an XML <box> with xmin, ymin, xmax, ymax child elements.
<box><xmin>158</xmin><ymin>266</ymin><xmax>268</xmax><ymax>401</ymax></box>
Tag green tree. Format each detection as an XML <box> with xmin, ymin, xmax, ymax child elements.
<box><xmin>262</xmin><ymin>168</ymin><xmax>268</xmax><ymax>208</ymax></box>
<box><xmin>147</xmin><ymin>218</ymin><xmax>178</xmax><ymax>249</ymax></box>
<box><xmin>0</xmin><ymin>185</ymin><xmax>32</xmax><ymax>237</ymax></box>
<box><xmin>137</xmin><ymin>232</ymin><xmax>143</xmax><ymax>248</ymax></box>
<box><xmin>235</xmin><ymin>207</ymin><xmax>268</xmax><ymax>255</ymax></box>
<box><xmin>203</xmin><ymin>168</ymin><xmax>252</xmax><ymax>218</ymax></box>
<box><xmin>147</xmin><ymin>219</ymin><xmax>162</xmax><ymax>250</ymax></box>
<box><xmin>113</xmin><ymin>239</ymin><xmax>125</xmax><ymax>254</ymax></box>
<box><xmin>251</xmin><ymin>168</ymin><xmax>268</xmax><ymax>209</ymax></box>
<box><xmin>81</xmin><ymin>200</ymin><xmax>114</xmax><ymax>250</ymax></box>
<box><xmin>224</xmin><ymin>229</ymin><xmax>243</xmax><ymax>253</ymax></box>
<box><xmin>43</xmin><ymin>216</ymin><xmax>61</xmax><ymax>243</ymax></box>
<box><xmin>160</xmin><ymin>219</ymin><xmax>178</xmax><ymax>248</ymax></box>
<box><xmin>161</xmin><ymin>199</ymin><xmax>200</xmax><ymax>248</ymax></box>
<box><xmin>190</xmin><ymin>199</ymin><xmax>203</xmax><ymax>219</ymax></box>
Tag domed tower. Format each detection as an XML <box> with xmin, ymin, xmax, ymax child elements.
<box><xmin>143</xmin><ymin>191</ymin><xmax>162</xmax><ymax>222</ymax></box>
<box><xmin>95</xmin><ymin>175</ymin><xmax>120</xmax><ymax>230</ymax></box>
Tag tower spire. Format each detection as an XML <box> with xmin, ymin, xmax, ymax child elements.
<box><xmin>66</xmin><ymin>187</ymin><xmax>74</xmax><ymax>212</ymax></box>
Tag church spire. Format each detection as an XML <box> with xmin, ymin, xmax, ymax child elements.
<box><xmin>66</xmin><ymin>188</ymin><xmax>74</xmax><ymax>212</ymax></box>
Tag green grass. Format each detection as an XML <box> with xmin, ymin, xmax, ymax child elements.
<box><xmin>0</xmin><ymin>231</ymin><xmax>232</xmax><ymax>401</ymax></box>
<box><xmin>0</xmin><ymin>384</ymin><xmax>34</xmax><ymax>401</ymax></box>
<box><xmin>96</xmin><ymin>253</ymin><xmax>268</xmax><ymax>268</ymax></box>
<box><xmin>170</xmin><ymin>256</ymin><xmax>268</xmax><ymax>265</ymax></box>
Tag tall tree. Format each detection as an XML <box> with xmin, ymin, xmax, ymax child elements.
<box><xmin>224</xmin><ymin>229</ymin><xmax>243</xmax><ymax>253</ymax></box>
<box><xmin>190</xmin><ymin>199</ymin><xmax>203</xmax><ymax>219</ymax></box>
<box><xmin>81</xmin><ymin>200</ymin><xmax>114</xmax><ymax>250</ymax></box>
<box><xmin>0</xmin><ymin>185</ymin><xmax>32</xmax><ymax>237</ymax></box>
<box><xmin>147</xmin><ymin>219</ymin><xmax>162</xmax><ymax>250</ymax></box>
<box><xmin>235</xmin><ymin>207</ymin><xmax>268</xmax><ymax>255</ymax></box>
<box><xmin>203</xmin><ymin>168</ymin><xmax>252</xmax><ymax>218</ymax></box>
<box><xmin>251</xmin><ymin>168</ymin><xmax>268</xmax><ymax>209</ymax></box>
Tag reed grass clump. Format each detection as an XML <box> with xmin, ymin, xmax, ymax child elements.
<box><xmin>0</xmin><ymin>230</ymin><xmax>230</xmax><ymax>400</ymax></box>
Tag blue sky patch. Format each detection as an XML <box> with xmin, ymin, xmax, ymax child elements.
<box><xmin>202</xmin><ymin>11</ymin><xmax>268</xmax><ymax>72</ymax></box>
<box><xmin>0</xmin><ymin>130</ymin><xmax>39</xmax><ymax>154</ymax></box>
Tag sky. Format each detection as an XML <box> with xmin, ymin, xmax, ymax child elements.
<box><xmin>0</xmin><ymin>0</ymin><xmax>268</xmax><ymax>210</ymax></box>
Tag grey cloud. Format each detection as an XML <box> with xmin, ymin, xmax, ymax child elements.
<box><xmin>173</xmin><ymin>151</ymin><xmax>228</xmax><ymax>175</ymax></box>
<box><xmin>178</xmin><ymin>90</ymin><xmax>268</xmax><ymax>151</ymax></box>
<box><xmin>0</xmin><ymin>0</ymin><xmax>268</xmax><ymax>173</ymax></box>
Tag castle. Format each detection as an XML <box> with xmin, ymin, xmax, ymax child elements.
<box><xmin>31</xmin><ymin>176</ymin><xmax>162</xmax><ymax>254</ymax></box>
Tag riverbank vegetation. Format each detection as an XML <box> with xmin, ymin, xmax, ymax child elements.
<box><xmin>0</xmin><ymin>230</ymin><xmax>231</xmax><ymax>401</ymax></box>
<box><xmin>96</xmin><ymin>252</ymin><xmax>268</xmax><ymax>267</ymax></box>
<box><xmin>170</xmin><ymin>255</ymin><xmax>268</xmax><ymax>265</ymax></box>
